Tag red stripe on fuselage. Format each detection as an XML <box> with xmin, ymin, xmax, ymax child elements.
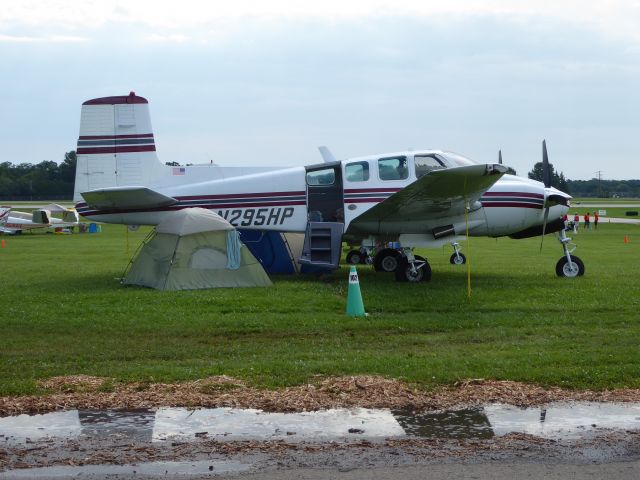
<box><xmin>177</xmin><ymin>200</ymin><xmax>307</xmax><ymax>209</ymax></box>
<box><xmin>483</xmin><ymin>191</ymin><xmax>544</xmax><ymax>199</ymax></box>
<box><xmin>176</xmin><ymin>191</ymin><xmax>306</xmax><ymax>200</ymax></box>
<box><xmin>481</xmin><ymin>202</ymin><xmax>542</xmax><ymax>209</ymax></box>
<box><xmin>344</xmin><ymin>198</ymin><xmax>386</xmax><ymax>204</ymax></box>
<box><xmin>78</xmin><ymin>201</ymin><xmax>306</xmax><ymax>217</ymax></box>
<box><xmin>344</xmin><ymin>188</ymin><xmax>402</xmax><ymax>194</ymax></box>
<box><xmin>76</xmin><ymin>145</ymin><xmax>156</xmax><ymax>154</ymax></box>
<box><xmin>78</xmin><ymin>134</ymin><xmax>154</xmax><ymax>140</ymax></box>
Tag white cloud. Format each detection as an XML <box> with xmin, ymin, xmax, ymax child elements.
<box><xmin>2</xmin><ymin>0</ymin><xmax>639</xmax><ymax>45</ymax></box>
<box><xmin>0</xmin><ymin>33</ymin><xmax>87</xmax><ymax>43</ymax></box>
<box><xmin>145</xmin><ymin>33</ymin><xmax>192</xmax><ymax>44</ymax></box>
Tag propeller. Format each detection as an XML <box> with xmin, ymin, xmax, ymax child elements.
<box><xmin>498</xmin><ymin>150</ymin><xmax>503</xmax><ymax>165</ymax></box>
<box><xmin>540</xmin><ymin>140</ymin><xmax>551</xmax><ymax>251</ymax></box>
<box><xmin>542</xmin><ymin>140</ymin><xmax>551</xmax><ymax>189</ymax></box>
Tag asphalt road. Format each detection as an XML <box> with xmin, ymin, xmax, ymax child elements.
<box><xmin>238</xmin><ymin>461</ymin><xmax>640</xmax><ymax>480</ymax></box>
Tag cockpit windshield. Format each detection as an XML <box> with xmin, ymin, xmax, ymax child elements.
<box><xmin>439</xmin><ymin>151</ymin><xmax>477</xmax><ymax>167</ymax></box>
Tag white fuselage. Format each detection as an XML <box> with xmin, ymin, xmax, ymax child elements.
<box><xmin>76</xmin><ymin>150</ymin><xmax>569</xmax><ymax>246</ymax></box>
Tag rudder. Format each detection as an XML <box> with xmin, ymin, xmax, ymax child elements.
<box><xmin>73</xmin><ymin>92</ymin><xmax>165</xmax><ymax>201</ymax></box>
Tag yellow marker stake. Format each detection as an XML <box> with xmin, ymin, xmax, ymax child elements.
<box><xmin>465</xmin><ymin>201</ymin><xmax>471</xmax><ymax>300</ymax></box>
<box><xmin>463</xmin><ymin>177</ymin><xmax>471</xmax><ymax>300</ymax></box>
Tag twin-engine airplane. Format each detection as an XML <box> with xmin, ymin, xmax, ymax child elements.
<box><xmin>0</xmin><ymin>205</ymin><xmax>79</xmax><ymax>234</ymax></box>
<box><xmin>74</xmin><ymin>92</ymin><xmax>584</xmax><ymax>282</ymax></box>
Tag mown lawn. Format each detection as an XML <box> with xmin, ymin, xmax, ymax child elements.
<box><xmin>1</xmin><ymin>221</ymin><xmax>638</xmax><ymax>395</ymax></box>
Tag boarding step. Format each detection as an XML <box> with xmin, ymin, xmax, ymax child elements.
<box><xmin>299</xmin><ymin>221</ymin><xmax>344</xmax><ymax>269</ymax></box>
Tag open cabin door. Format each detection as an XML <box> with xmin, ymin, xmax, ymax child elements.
<box><xmin>299</xmin><ymin>162</ymin><xmax>345</xmax><ymax>269</ymax></box>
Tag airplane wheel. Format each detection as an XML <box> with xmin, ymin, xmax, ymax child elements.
<box><xmin>555</xmin><ymin>255</ymin><xmax>585</xmax><ymax>277</ymax></box>
<box><xmin>374</xmin><ymin>248</ymin><xmax>401</xmax><ymax>272</ymax></box>
<box><xmin>395</xmin><ymin>255</ymin><xmax>432</xmax><ymax>283</ymax></box>
<box><xmin>449</xmin><ymin>252</ymin><xmax>466</xmax><ymax>265</ymax></box>
<box><xmin>346</xmin><ymin>250</ymin><xmax>363</xmax><ymax>265</ymax></box>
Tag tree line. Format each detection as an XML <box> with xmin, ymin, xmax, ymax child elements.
<box><xmin>1</xmin><ymin>152</ymin><xmax>77</xmax><ymax>201</ymax></box>
<box><xmin>527</xmin><ymin>162</ymin><xmax>640</xmax><ymax>198</ymax></box>
<box><xmin>1</xmin><ymin>153</ymin><xmax>638</xmax><ymax>200</ymax></box>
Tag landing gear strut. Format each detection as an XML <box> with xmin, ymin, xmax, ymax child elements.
<box><xmin>449</xmin><ymin>241</ymin><xmax>466</xmax><ymax>265</ymax></box>
<box><xmin>345</xmin><ymin>247</ymin><xmax>373</xmax><ymax>265</ymax></box>
<box><xmin>556</xmin><ymin>229</ymin><xmax>584</xmax><ymax>277</ymax></box>
<box><xmin>395</xmin><ymin>249</ymin><xmax>432</xmax><ymax>283</ymax></box>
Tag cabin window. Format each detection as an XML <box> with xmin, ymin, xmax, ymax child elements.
<box><xmin>414</xmin><ymin>154</ymin><xmax>445</xmax><ymax>178</ymax></box>
<box><xmin>378</xmin><ymin>156</ymin><xmax>408</xmax><ymax>181</ymax></box>
<box><xmin>306</xmin><ymin>168</ymin><xmax>335</xmax><ymax>186</ymax></box>
<box><xmin>345</xmin><ymin>161</ymin><xmax>370</xmax><ymax>182</ymax></box>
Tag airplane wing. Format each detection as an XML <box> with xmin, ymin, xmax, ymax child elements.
<box><xmin>347</xmin><ymin>164</ymin><xmax>507</xmax><ymax>234</ymax></box>
<box><xmin>81</xmin><ymin>186</ymin><xmax>177</xmax><ymax>210</ymax></box>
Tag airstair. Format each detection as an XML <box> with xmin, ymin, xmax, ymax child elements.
<box><xmin>298</xmin><ymin>221</ymin><xmax>344</xmax><ymax>269</ymax></box>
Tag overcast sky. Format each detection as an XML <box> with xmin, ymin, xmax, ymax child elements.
<box><xmin>1</xmin><ymin>0</ymin><xmax>639</xmax><ymax>180</ymax></box>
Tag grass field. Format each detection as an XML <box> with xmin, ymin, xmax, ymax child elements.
<box><xmin>1</xmin><ymin>221</ymin><xmax>639</xmax><ymax>396</ymax></box>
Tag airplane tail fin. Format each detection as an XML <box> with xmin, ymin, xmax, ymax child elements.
<box><xmin>73</xmin><ymin>92</ymin><xmax>166</xmax><ymax>202</ymax></box>
<box><xmin>0</xmin><ymin>207</ymin><xmax>10</xmax><ymax>224</ymax></box>
<box><xmin>32</xmin><ymin>209</ymin><xmax>50</xmax><ymax>225</ymax></box>
<box><xmin>62</xmin><ymin>209</ymin><xmax>80</xmax><ymax>224</ymax></box>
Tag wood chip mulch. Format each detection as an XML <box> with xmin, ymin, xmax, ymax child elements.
<box><xmin>2</xmin><ymin>375</ymin><xmax>640</xmax><ymax>417</ymax></box>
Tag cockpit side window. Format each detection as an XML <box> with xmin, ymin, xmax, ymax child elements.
<box><xmin>306</xmin><ymin>168</ymin><xmax>335</xmax><ymax>186</ymax></box>
<box><xmin>345</xmin><ymin>161</ymin><xmax>370</xmax><ymax>182</ymax></box>
<box><xmin>414</xmin><ymin>154</ymin><xmax>445</xmax><ymax>178</ymax></box>
<box><xmin>378</xmin><ymin>156</ymin><xmax>408</xmax><ymax>181</ymax></box>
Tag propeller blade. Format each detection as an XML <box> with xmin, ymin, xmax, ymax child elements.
<box><xmin>542</xmin><ymin>140</ymin><xmax>551</xmax><ymax>188</ymax></box>
<box><xmin>498</xmin><ymin>150</ymin><xmax>503</xmax><ymax>165</ymax></box>
<box><xmin>540</xmin><ymin>204</ymin><xmax>549</xmax><ymax>252</ymax></box>
<box><xmin>540</xmin><ymin>140</ymin><xmax>551</xmax><ymax>250</ymax></box>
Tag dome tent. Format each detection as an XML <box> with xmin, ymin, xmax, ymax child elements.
<box><xmin>122</xmin><ymin>208</ymin><xmax>272</xmax><ymax>290</ymax></box>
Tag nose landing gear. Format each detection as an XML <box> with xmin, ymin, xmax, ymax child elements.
<box><xmin>556</xmin><ymin>229</ymin><xmax>584</xmax><ymax>277</ymax></box>
<box><xmin>449</xmin><ymin>241</ymin><xmax>467</xmax><ymax>265</ymax></box>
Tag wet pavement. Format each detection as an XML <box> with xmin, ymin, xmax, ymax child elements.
<box><xmin>2</xmin><ymin>402</ymin><xmax>640</xmax><ymax>478</ymax></box>
<box><xmin>3</xmin><ymin>402</ymin><xmax>640</xmax><ymax>445</ymax></box>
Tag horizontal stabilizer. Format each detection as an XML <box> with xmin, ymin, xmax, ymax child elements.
<box><xmin>81</xmin><ymin>186</ymin><xmax>177</xmax><ymax>210</ymax></box>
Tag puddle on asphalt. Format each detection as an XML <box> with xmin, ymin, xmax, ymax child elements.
<box><xmin>392</xmin><ymin>407</ymin><xmax>495</xmax><ymax>439</ymax></box>
<box><xmin>2</xmin><ymin>403</ymin><xmax>640</xmax><ymax>446</ymax></box>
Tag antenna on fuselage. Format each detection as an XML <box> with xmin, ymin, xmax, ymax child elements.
<box><xmin>318</xmin><ymin>146</ymin><xmax>338</xmax><ymax>163</ymax></box>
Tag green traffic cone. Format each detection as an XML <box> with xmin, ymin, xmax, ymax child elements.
<box><xmin>346</xmin><ymin>266</ymin><xmax>366</xmax><ymax>317</ymax></box>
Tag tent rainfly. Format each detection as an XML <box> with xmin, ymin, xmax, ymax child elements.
<box><xmin>122</xmin><ymin>208</ymin><xmax>272</xmax><ymax>290</ymax></box>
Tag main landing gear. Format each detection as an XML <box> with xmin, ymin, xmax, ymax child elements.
<box><xmin>373</xmin><ymin>248</ymin><xmax>401</xmax><ymax>272</ymax></box>
<box><xmin>345</xmin><ymin>248</ymin><xmax>367</xmax><ymax>265</ymax></box>
<box><xmin>394</xmin><ymin>249</ymin><xmax>432</xmax><ymax>282</ymax></box>
<box><xmin>345</xmin><ymin>246</ymin><xmax>432</xmax><ymax>282</ymax></box>
<box><xmin>555</xmin><ymin>229</ymin><xmax>585</xmax><ymax>277</ymax></box>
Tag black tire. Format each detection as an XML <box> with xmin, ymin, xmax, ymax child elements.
<box><xmin>555</xmin><ymin>255</ymin><xmax>585</xmax><ymax>277</ymax></box>
<box><xmin>345</xmin><ymin>250</ymin><xmax>363</xmax><ymax>265</ymax></box>
<box><xmin>394</xmin><ymin>255</ymin><xmax>432</xmax><ymax>283</ymax></box>
<box><xmin>449</xmin><ymin>252</ymin><xmax>467</xmax><ymax>265</ymax></box>
<box><xmin>374</xmin><ymin>248</ymin><xmax>401</xmax><ymax>272</ymax></box>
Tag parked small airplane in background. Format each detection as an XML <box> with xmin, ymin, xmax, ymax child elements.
<box><xmin>73</xmin><ymin>92</ymin><xmax>583</xmax><ymax>282</ymax></box>
<box><xmin>0</xmin><ymin>205</ymin><xmax>79</xmax><ymax>234</ymax></box>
